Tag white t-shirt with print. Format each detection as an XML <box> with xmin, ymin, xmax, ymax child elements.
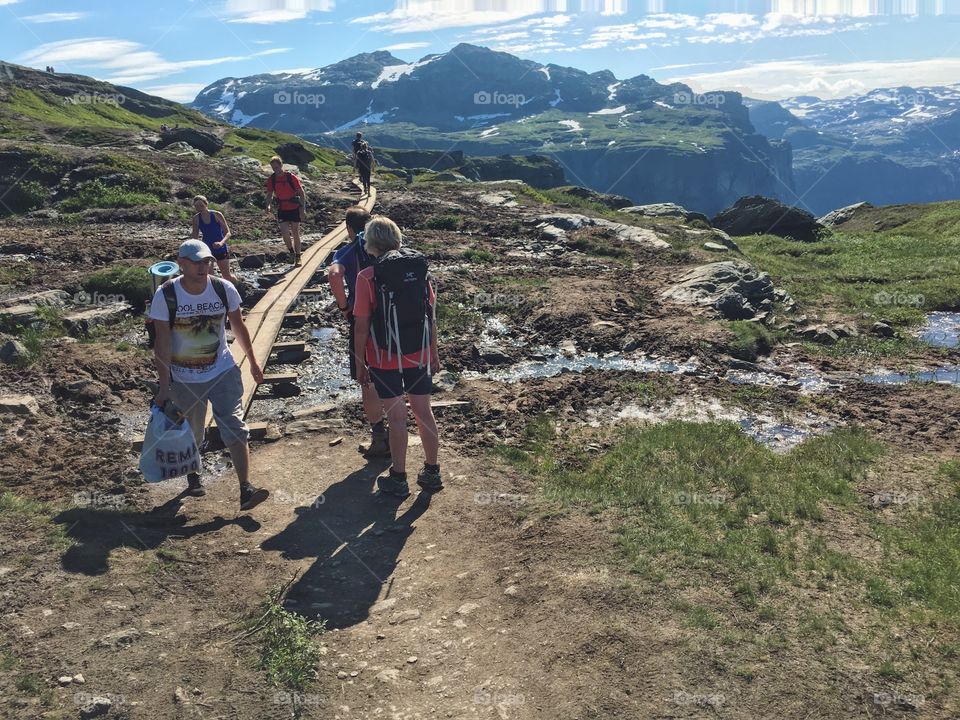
<box><xmin>148</xmin><ymin>277</ymin><xmax>242</xmax><ymax>384</ymax></box>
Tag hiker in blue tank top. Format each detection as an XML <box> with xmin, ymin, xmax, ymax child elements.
<box><xmin>328</xmin><ymin>206</ymin><xmax>389</xmax><ymax>459</ymax></box>
<box><xmin>191</xmin><ymin>195</ymin><xmax>237</xmax><ymax>284</ymax></box>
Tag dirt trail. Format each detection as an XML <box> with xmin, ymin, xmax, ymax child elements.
<box><xmin>123</xmin><ymin>429</ymin><xmax>663</xmax><ymax>720</ymax></box>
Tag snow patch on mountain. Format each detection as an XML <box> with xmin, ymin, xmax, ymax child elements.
<box><xmin>231</xmin><ymin>109</ymin><xmax>266</xmax><ymax>127</ymax></box>
<box><xmin>371</xmin><ymin>55</ymin><xmax>442</xmax><ymax>90</ymax></box>
<box><xmin>558</xmin><ymin>119</ymin><xmax>582</xmax><ymax>132</ymax></box>
<box><xmin>590</xmin><ymin>105</ymin><xmax>626</xmax><ymax>115</ymax></box>
<box><xmin>549</xmin><ymin>89</ymin><xmax>562</xmax><ymax>107</ymax></box>
<box><xmin>538</xmin><ymin>66</ymin><xmax>550</xmax><ymax>81</ymax></box>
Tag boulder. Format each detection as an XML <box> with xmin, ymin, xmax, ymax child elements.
<box><xmin>472</xmin><ymin>345</ymin><xmax>515</xmax><ymax>366</ymax></box>
<box><xmin>433</xmin><ymin>171</ymin><xmax>471</xmax><ymax>183</ymax></box>
<box><xmin>53</xmin><ymin>378</ymin><xmax>114</xmax><ymax>404</ymax></box>
<box><xmin>275</xmin><ymin>141</ymin><xmax>315</xmax><ymax>167</ymax></box>
<box><xmin>712</xmin><ymin>196</ymin><xmax>824</xmax><ymax>242</ymax></box>
<box><xmin>872</xmin><ymin>321</ymin><xmax>895</xmax><ymax>338</ymax></box>
<box><xmin>555</xmin><ymin>185</ymin><xmax>633</xmax><ymax>209</ymax></box>
<box><xmin>238</xmin><ymin>254</ymin><xmax>265</xmax><ymax>269</ymax></box>
<box><xmin>819</xmin><ymin>202</ymin><xmax>873</xmax><ymax>227</ymax></box>
<box><xmin>704</xmin><ymin>242</ymin><xmax>729</xmax><ymax>252</ymax></box>
<box><xmin>709</xmin><ymin>230</ymin><xmax>740</xmax><ymax>252</ymax></box>
<box><xmin>156</xmin><ymin>128</ymin><xmax>224</xmax><ymax>156</ymax></box>
<box><xmin>220</xmin><ymin>155</ymin><xmax>264</xmax><ymax>174</ymax></box>
<box><xmin>661</xmin><ymin>261</ymin><xmax>776</xmax><ymax>321</ymax></box>
<box><xmin>0</xmin><ymin>394</ymin><xmax>39</xmax><ymax>416</ymax></box>
<box><xmin>622</xmin><ymin>202</ymin><xmax>710</xmax><ymax>224</ymax></box>
<box><xmin>0</xmin><ymin>339</ymin><xmax>28</xmax><ymax>365</ymax></box>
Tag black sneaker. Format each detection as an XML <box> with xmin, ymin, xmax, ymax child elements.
<box><xmin>376</xmin><ymin>470</ymin><xmax>410</xmax><ymax>499</ymax></box>
<box><xmin>239</xmin><ymin>484</ymin><xmax>269</xmax><ymax>511</ymax></box>
<box><xmin>416</xmin><ymin>465</ymin><xmax>443</xmax><ymax>493</ymax></box>
<box><xmin>186</xmin><ymin>473</ymin><xmax>206</xmax><ymax>497</ymax></box>
<box><xmin>360</xmin><ymin>431</ymin><xmax>391</xmax><ymax>459</ymax></box>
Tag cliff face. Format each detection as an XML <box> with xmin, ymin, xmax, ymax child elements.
<box><xmin>551</xmin><ymin>140</ymin><xmax>793</xmax><ymax>216</ymax></box>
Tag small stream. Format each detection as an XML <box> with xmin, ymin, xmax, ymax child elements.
<box><xmin>917</xmin><ymin>312</ymin><xmax>960</xmax><ymax>349</ymax></box>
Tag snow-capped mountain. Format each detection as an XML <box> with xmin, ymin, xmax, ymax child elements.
<box><xmin>745</xmin><ymin>87</ymin><xmax>960</xmax><ymax>215</ymax></box>
<box><xmin>192</xmin><ymin>44</ymin><xmax>792</xmax><ymax>215</ymax></box>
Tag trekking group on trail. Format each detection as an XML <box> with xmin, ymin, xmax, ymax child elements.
<box><xmin>148</xmin><ymin>144</ymin><xmax>441</xmax><ymax>511</ymax></box>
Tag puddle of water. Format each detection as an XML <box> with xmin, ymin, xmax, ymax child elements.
<box><xmin>917</xmin><ymin>312</ymin><xmax>960</xmax><ymax>348</ymax></box>
<box><xmin>311</xmin><ymin>327</ymin><xmax>338</xmax><ymax>342</ymax></box>
<box><xmin>724</xmin><ymin>363</ymin><xmax>834</xmax><ymax>394</ymax></box>
<box><xmin>608</xmin><ymin>397</ymin><xmax>833</xmax><ymax>452</ymax></box>
<box><xmin>463</xmin><ymin>351</ymin><xmax>699</xmax><ymax>384</ymax></box>
<box><xmin>862</xmin><ymin>366</ymin><xmax>960</xmax><ymax>386</ymax></box>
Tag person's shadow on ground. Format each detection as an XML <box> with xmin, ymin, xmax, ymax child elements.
<box><xmin>261</xmin><ymin>460</ymin><xmax>432</xmax><ymax>630</ymax></box>
<box><xmin>54</xmin><ymin>492</ymin><xmax>261</xmax><ymax>575</ymax></box>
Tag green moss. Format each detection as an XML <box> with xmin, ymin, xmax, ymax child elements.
<box><xmin>83</xmin><ymin>265</ymin><xmax>153</xmax><ymax>309</ymax></box>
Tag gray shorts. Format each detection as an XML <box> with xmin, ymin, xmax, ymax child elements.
<box><xmin>168</xmin><ymin>364</ymin><xmax>249</xmax><ymax>450</ymax></box>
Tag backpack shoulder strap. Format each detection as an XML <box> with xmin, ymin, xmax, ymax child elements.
<box><xmin>287</xmin><ymin>171</ymin><xmax>296</xmax><ymax>192</ymax></box>
<box><xmin>161</xmin><ymin>280</ymin><xmax>178</xmax><ymax>328</ymax></box>
<box><xmin>210</xmin><ymin>277</ymin><xmax>229</xmax><ymax>310</ymax></box>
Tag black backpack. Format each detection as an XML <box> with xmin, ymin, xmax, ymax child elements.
<box><xmin>356</xmin><ymin>142</ymin><xmax>373</xmax><ymax>165</ymax></box>
<box><xmin>161</xmin><ymin>277</ymin><xmax>228</xmax><ymax>327</ymax></box>
<box><xmin>371</xmin><ymin>248</ymin><xmax>433</xmax><ymax>370</ymax></box>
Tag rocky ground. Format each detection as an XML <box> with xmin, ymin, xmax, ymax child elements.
<box><xmin>1</xmin><ymin>174</ymin><xmax>959</xmax><ymax>718</ymax></box>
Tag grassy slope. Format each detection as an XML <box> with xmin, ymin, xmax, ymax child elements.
<box><xmin>0</xmin><ymin>85</ymin><xmax>340</xmax><ymax>168</ymax></box>
<box><xmin>737</xmin><ymin>201</ymin><xmax>960</xmax><ymax>329</ymax></box>
<box><xmin>501</xmin><ymin>418</ymin><xmax>960</xmax><ymax>711</ymax></box>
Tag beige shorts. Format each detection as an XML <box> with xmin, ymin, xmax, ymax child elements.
<box><xmin>168</xmin><ymin>365</ymin><xmax>249</xmax><ymax>449</ymax></box>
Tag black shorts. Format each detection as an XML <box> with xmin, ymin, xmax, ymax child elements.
<box><xmin>370</xmin><ymin>365</ymin><xmax>432</xmax><ymax>399</ymax></box>
<box><xmin>277</xmin><ymin>208</ymin><xmax>300</xmax><ymax>223</ymax></box>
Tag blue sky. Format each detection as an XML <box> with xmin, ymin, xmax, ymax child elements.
<box><xmin>3</xmin><ymin>0</ymin><xmax>960</xmax><ymax>102</ymax></box>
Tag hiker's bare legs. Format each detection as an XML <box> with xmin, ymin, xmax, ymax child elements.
<box><xmin>362</xmin><ymin>382</ymin><xmax>384</xmax><ymax>425</ymax></box>
<box><xmin>227</xmin><ymin>441</ymin><xmax>250</xmax><ymax>486</ymax></box>
<box><xmin>408</xmin><ymin>393</ymin><xmax>438</xmax><ymax>465</ymax></box>
<box><xmin>290</xmin><ymin>222</ymin><xmax>302</xmax><ymax>258</ymax></box>
<box><xmin>216</xmin><ymin>257</ymin><xmax>236</xmax><ymax>285</ymax></box>
<box><xmin>279</xmin><ymin>220</ymin><xmax>293</xmax><ymax>254</ymax></box>
<box><xmin>383</xmin><ymin>396</ymin><xmax>409</xmax><ymax>473</ymax></box>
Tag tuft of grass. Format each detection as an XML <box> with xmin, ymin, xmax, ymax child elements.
<box><xmin>0</xmin><ymin>491</ymin><xmax>73</xmax><ymax>550</ymax></box>
<box><xmin>60</xmin><ymin>181</ymin><xmax>161</xmax><ymax>212</ymax></box>
<box><xmin>189</xmin><ymin>178</ymin><xmax>230</xmax><ymax>203</ymax></box>
<box><xmin>727</xmin><ymin>321</ymin><xmax>775</xmax><ymax>362</ymax></box>
<box><xmin>83</xmin><ymin>265</ymin><xmax>153</xmax><ymax>309</ymax></box>
<box><xmin>435</xmin><ymin>301</ymin><xmax>483</xmax><ymax>335</ymax></box>
<box><xmin>0</xmin><ymin>648</ymin><xmax>17</xmax><ymax>671</ymax></box>
<box><xmin>245</xmin><ymin>581</ymin><xmax>325</xmax><ymax>690</ymax></box>
<box><xmin>424</xmin><ymin>214</ymin><xmax>463</xmax><ymax>231</ymax></box>
<box><xmin>463</xmin><ymin>248</ymin><xmax>494</xmax><ymax>263</ymax></box>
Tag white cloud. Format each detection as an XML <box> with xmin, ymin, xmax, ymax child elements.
<box><xmin>23</xmin><ymin>12</ymin><xmax>87</xmax><ymax>23</ymax></box>
<box><xmin>141</xmin><ymin>83</ymin><xmax>206</xmax><ymax>102</ymax></box>
<box><xmin>379</xmin><ymin>42</ymin><xmax>431</xmax><ymax>51</ymax></box>
<box><xmin>704</xmin><ymin>12</ymin><xmax>759</xmax><ymax>28</ymax></box>
<box><xmin>0</xmin><ymin>0</ymin><xmax>20</xmax><ymax>5</ymax></box>
<box><xmin>223</xmin><ymin>0</ymin><xmax>334</xmax><ymax>24</ymax></box>
<box><xmin>353</xmin><ymin>1</ymin><xmax>570</xmax><ymax>33</ymax></box>
<box><xmin>17</xmin><ymin>38</ymin><xmax>288</xmax><ymax>85</ymax></box>
<box><xmin>668</xmin><ymin>58</ymin><xmax>960</xmax><ymax>101</ymax></box>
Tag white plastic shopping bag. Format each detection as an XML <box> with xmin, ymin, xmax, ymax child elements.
<box><xmin>139</xmin><ymin>405</ymin><xmax>200</xmax><ymax>482</ymax></box>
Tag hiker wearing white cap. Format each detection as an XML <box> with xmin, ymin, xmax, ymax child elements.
<box><xmin>148</xmin><ymin>239</ymin><xmax>269</xmax><ymax>511</ymax></box>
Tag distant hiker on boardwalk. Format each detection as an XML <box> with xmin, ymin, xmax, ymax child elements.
<box><xmin>352</xmin><ymin>217</ymin><xmax>441</xmax><ymax>498</ymax></box>
<box><xmin>149</xmin><ymin>239</ymin><xmax>269</xmax><ymax>511</ymax></box>
<box><xmin>327</xmin><ymin>205</ymin><xmax>389</xmax><ymax>459</ymax></box>
<box><xmin>351</xmin><ymin>132</ymin><xmax>365</xmax><ymax>172</ymax></box>
<box><xmin>265</xmin><ymin>155</ymin><xmax>306</xmax><ymax>266</ymax></box>
<box><xmin>191</xmin><ymin>195</ymin><xmax>237</xmax><ymax>285</ymax></box>
<box><xmin>354</xmin><ymin>138</ymin><xmax>374</xmax><ymax>197</ymax></box>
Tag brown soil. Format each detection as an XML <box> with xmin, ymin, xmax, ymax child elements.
<box><xmin>2</xmin><ymin>178</ymin><xmax>959</xmax><ymax>718</ymax></box>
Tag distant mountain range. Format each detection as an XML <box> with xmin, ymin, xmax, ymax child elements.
<box><xmin>191</xmin><ymin>44</ymin><xmax>792</xmax><ymax>216</ymax></box>
<box><xmin>191</xmin><ymin>44</ymin><xmax>960</xmax><ymax>217</ymax></box>
<box><xmin>746</xmin><ymin>86</ymin><xmax>960</xmax><ymax>215</ymax></box>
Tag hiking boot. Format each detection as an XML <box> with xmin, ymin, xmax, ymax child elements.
<box><xmin>416</xmin><ymin>465</ymin><xmax>443</xmax><ymax>493</ymax></box>
<box><xmin>294</xmin><ymin>254</ymin><xmax>302</xmax><ymax>267</ymax></box>
<box><xmin>186</xmin><ymin>473</ymin><xmax>206</xmax><ymax>497</ymax></box>
<box><xmin>360</xmin><ymin>430</ymin><xmax>391</xmax><ymax>459</ymax></box>
<box><xmin>239</xmin><ymin>484</ymin><xmax>269</xmax><ymax>511</ymax></box>
<box><xmin>376</xmin><ymin>470</ymin><xmax>410</xmax><ymax>499</ymax></box>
